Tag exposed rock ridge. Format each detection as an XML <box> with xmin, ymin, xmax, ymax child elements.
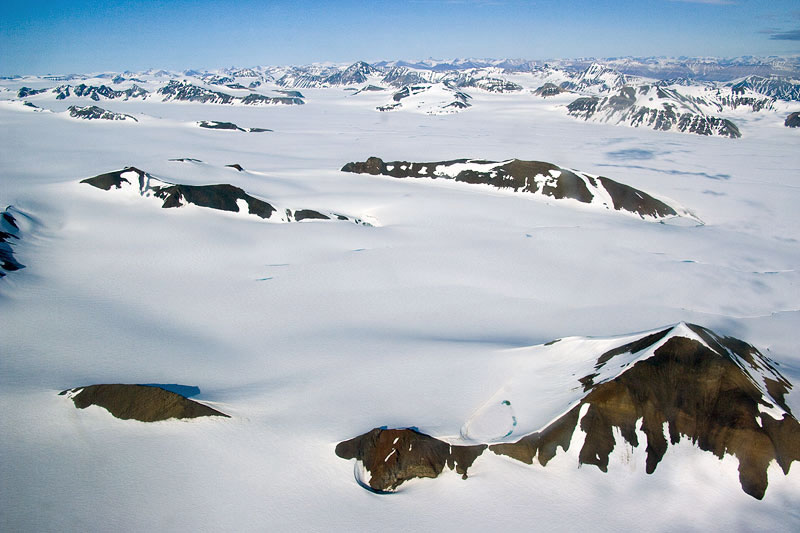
<box><xmin>0</xmin><ymin>207</ymin><xmax>25</xmax><ymax>277</ymax></box>
<box><xmin>341</xmin><ymin>156</ymin><xmax>681</xmax><ymax>220</ymax></box>
<box><xmin>566</xmin><ymin>86</ymin><xmax>743</xmax><ymax>138</ymax></box>
<box><xmin>53</xmin><ymin>83</ymin><xmax>149</xmax><ymax>101</ymax></box>
<box><xmin>197</xmin><ymin>120</ymin><xmax>272</xmax><ymax>132</ymax></box>
<box><xmin>61</xmin><ymin>384</ymin><xmax>229</xmax><ymax>422</ymax></box>
<box><xmin>336</xmin><ymin>324</ymin><xmax>798</xmax><ymax>499</ymax></box>
<box><xmin>68</xmin><ymin>105</ymin><xmax>138</xmax><ymax>122</ymax></box>
<box><xmin>158</xmin><ymin>80</ymin><xmax>303</xmax><ymax>105</ymax></box>
<box><xmin>80</xmin><ymin>167</ymin><xmax>370</xmax><ymax>225</ymax></box>
<box><xmin>335</xmin><ymin>428</ymin><xmax>487</xmax><ymax>492</ymax></box>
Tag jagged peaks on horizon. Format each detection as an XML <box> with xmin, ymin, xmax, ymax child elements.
<box><xmin>12</xmin><ymin>55</ymin><xmax>800</xmax><ymax>80</ymax></box>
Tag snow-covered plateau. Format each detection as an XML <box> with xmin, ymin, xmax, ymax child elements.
<box><xmin>1</xmin><ymin>60</ymin><xmax>799</xmax><ymax>531</ymax></box>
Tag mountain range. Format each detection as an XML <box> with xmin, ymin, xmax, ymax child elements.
<box><xmin>9</xmin><ymin>57</ymin><xmax>799</xmax><ymax>138</ymax></box>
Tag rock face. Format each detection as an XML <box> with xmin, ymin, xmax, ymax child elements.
<box><xmin>335</xmin><ymin>428</ymin><xmax>486</xmax><ymax>492</ymax></box>
<box><xmin>336</xmin><ymin>324</ymin><xmax>799</xmax><ymax>499</ymax></box>
<box><xmin>197</xmin><ymin>120</ymin><xmax>271</xmax><ymax>132</ymax></box>
<box><xmin>324</xmin><ymin>61</ymin><xmax>380</xmax><ymax>86</ymax></box>
<box><xmin>239</xmin><ymin>93</ymin><xmax>304</xmax><ymax>105</ymax></box>
<box><xmin>17</xmin><ymin>87</ymin><xmax>48</xmax><ymax>98</ymax></box>
<box><xmin>381</xmin><ymin>67</ymin><xmax>430</xmax><ymax>88</ymax></box>
<box><xmin>566</xmin><ymin>85</ymin><xmax>743</xmax><ymax>138</ymax></box>
<box><xmin>785</xmin><ymin>112</ymin><xmax>800</xmax><ymax>128</ymax></box>
<box><xmin>80</xmin><ymin>167</ymin><xmax>370</xmax><ymax>225</ymax></box>
<box><xmin>533</xmin><ymin>83</ymin><xmax>569</xmax><ymax>97</ymax></box>
<box><xmin>730</xmin><ymin>75</ymin><xmax>800</xmax><ymax>101</ymax></box>
<box><xmin>494</xmin><ymin>324</ymin><xmax>798</xmax><ymax>500</ymax></box>
<box><xmin>561</xmin><ymin>63</ymin><xmax>631</xmax><ymax>93</ymax></box>
<box><xmin>448</xmin><ymin>75</ymin><xmax>522</xmax><ymax>93</ymax></box>
<box><xmin>158</xmin><ymin>80</ymin><xmax>304</xmax><ymax>105</ymax></box>
<box><xmin>54</xmin><ymin>83</ymin><xmax>148</xmax><ymax>101</ymax></box>
<box><xmin>61</xmin><ymin>384</ymin><xmax>228</xmax><ymax>422</ymax></box>
<box><xmin>158</xmin><ymin>80</ymin><xmax>236</xmax><ymax>104</ymax></box>
<box><xmin>0</xmin><ymin>207</ymin><xmax>25</xmax><ymax>277</ymax></box>
<box><xmin>341</xmin><ymin>157</ymin><xmax>681</xmax><ymax>220</ymax></box>
<box><xmin>68</xmin><ymin>105</ymin><xmax>137</xmax><ymax>122</ymax></box>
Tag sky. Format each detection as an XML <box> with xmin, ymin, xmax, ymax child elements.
<box><xmin>0</xmin><ymin>0</ymin><xmax>799</xmax><ymax>75</ymax></box>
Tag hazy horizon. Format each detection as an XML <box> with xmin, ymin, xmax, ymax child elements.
<box><xmin>2</xmin><ymin>0</ymin><xmax>799</xmax><ymax>76</ymax></box>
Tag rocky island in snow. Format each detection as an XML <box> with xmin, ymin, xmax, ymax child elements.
<box><xmin>342</xmin><ymin>157</ymin><xmax>688</xmax><ymax>220</ymax></box>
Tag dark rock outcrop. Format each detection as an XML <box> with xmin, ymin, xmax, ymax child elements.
<box><xmin>158</xmin><ymin>80</ymin><xmax>237</xmax><ymax>104</ymax></box>
<box><xmin>336</xmin><ymin>428</ymin><xmax>486</xmax><ymax>492</ymax></box>
<box><xmin>197</xmin><ymin>121</ymin><xmax>271</xmax><ymax>132</ymax></box>
<box><xmin>61</xmin><ymin>384</ymin><xmax>228</xmax><ymax>422</ymax></box>
<box><xmin>276</xmin><ymin>90</ymin><xmax>304</xmax><ymax>98</ymax></box>
<box><xmin>293</xmin><ymin>209</ymin><xmax>329</xmax><ymax>221</ymax></box>
<box><xmin>337</xmin><ymin>324</ymin><xmax>798</xmax><ymax>499</ymax></box>
<box><xmin>198</xmin><ymin>120</ymin><xmax>244</xmax><ymax>131</ymax></box>
<box><xmin>169</xmin><ymin>158</ymin><xmax>203</xmax><ymax>163</ymax></box>
<box><xmin>17</xmin><ymin>87</ymin><xmax>48</xmax><ymax>98</ymax></box>
<box><xmin>81</xmin><ymin>167</ymin><xmax>277</xmax><ymax>219</ymax></box>
<box><xmin>785</xmin><ymin>112</ymin><xmax>800</xmax><ymax>128</ymax></box>
<box><xmin>533</xmin><ymin>83</ymin><xmax>568</xmax><ymax>97</ymax></box>
<box><xmin>239</xmin><ymin>93</ymin><xmax>304</xmax><ymax>105</ymax></box>
<box><xmin>80</xmin><ymin>167</ymin><xmax>370</xmax><ymax>225</ymax></box>
<box><xmin>1</xmin><ymin>207</ymin><xmax>25</xmax><ymax>277</ymax></box>
<box><xmin>341</xmin><ymin>157</ymin><xmax>680</xmax><ymax>220</ymax></box>
<box><xmin>493</xmin><ymin>324</ymin><xmax>799</xmax><ymax>500</ymax></box>
<box><xmin>158</xmin><ymin>80</ymin><xmax>303</xmax><ymax>106</ymax></box>
<box><xmin>68</xmin><ymin>105</ymin><xmax>138</xmax><ymax>122</ymax></box>
<box><xmin>54</xmin><ymin>83</ymin><xmax>148</xmax><ymax>101</ymax></box>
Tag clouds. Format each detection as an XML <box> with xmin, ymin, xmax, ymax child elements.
<box><xmin>668</xmin><ymin>0</ymin><xmax>736</xmax><ymax>5</ymax></box>
<box><xmin>767</xmin><ymin>29</ymin><xmax>800</xmax><ymax>41</ymax></box>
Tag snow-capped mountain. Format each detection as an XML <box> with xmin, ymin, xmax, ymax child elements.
<box><xmin>337</xmin><ymin>323</ymin><xmax>799</xmax><ymax>500</ymax></box>
<box><xmin>729</xmin><ymin>75</ymin><xmax>800</xmax><ymax>102</ymax></box>
<box><xmin>52</xmin><ymin>83</ymin><xmax>149</xmax><ymax>101</ymax></box>
<box><xmin>7</xmin><ymin>57</ymin><xmax>797</xmax><ymax>139</ymax></box>
<box><xmin>560</xmin><ymin>62</ymin><xmax>633</xmax><ymax>93</ymax></box>
<box><xmin>374</xmin><ymin>83</ymin><xmax>472</xmax><ymax>114</ymax></box>
<box><xmin>566</xmin><ymin>85</ymin><xmax>745</xmax><ymax>138</ymax></box>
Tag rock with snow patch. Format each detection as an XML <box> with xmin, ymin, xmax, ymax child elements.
<box><xmin>68</xmin><ymin>105</ymin><xmax>138</xmax><ymax>122</ymax></box>
<box><xmin>337</xmin><ymin>324</ymin><xmax>799</xmax><ymax>499</ymax></box>
<box><xmin>341</xmin><ymin>157</ymin><xmax>684</xmax><ymax>220</ymax></box>
<box><xmin>0</xmin><ymin>207</ymin><xmax>25</xmax><ymax>277</ymax></box>
<box><xmin>533</xmin><ymin>83</ymin><xmax>569</xmax><ymax>97</ymax></box>
<box><xmin>61</xmin><ymin>384</ymin><xmax>229</xmax><ymax>422</ymax></box>
<box><xmin>80</xmin><ymin>167</ymin><xmax>370</xmax><ymax>225</ymax></box>
<box><xmin>335</xmin><ymin>428</ymin><xmax>487</xmax><ymax>492</ymax></box>
<box><xmin>566</xmin><ymin>85</ymin><xmax>744</xmax><ymax>138</ymax></box>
